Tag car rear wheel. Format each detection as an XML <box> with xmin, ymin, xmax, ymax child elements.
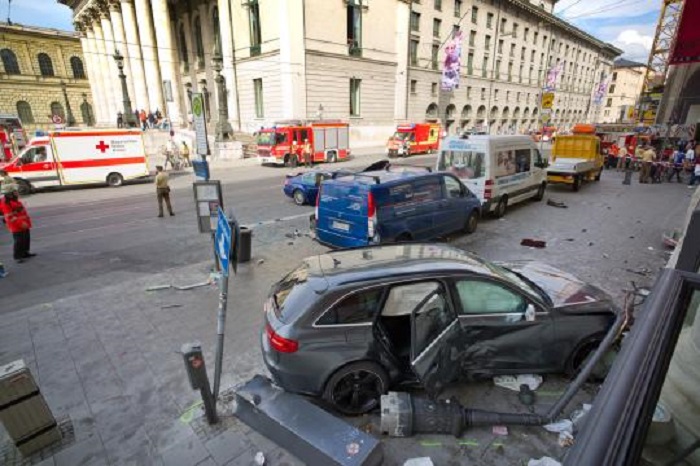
<box><xmin>566</xmin><ymin>339</ymin><xmax>611</xmax><ymax>382</ymax></box>
<box><xmin>533</xmin><ymin>182</ymin><xmax>546</xmax><ymax>201</ymax></box>
<box><xmin>463</xmin><ymin>210</ymin><xmax>479</xmax><ymax>234</ymax></box>
<box><xmin>494</xmin><ymin>196</ymin><xmax>508</xmax><ymax>218</ymax></box>
<box><xmin>292</xmin><ymin>189</ymin><xmax>306</xmax><ymax>206</ymax></box>
<box><xmin>322</xmin><ymin>361</ymin><xmax>390</xmax><ymax>416</ymax></box>
<box><xmin>573</xmin><ymin>175</ymin><xmax>581</xmax><ymax>191</ymax></box>
<box><xmin>106</xmin><ymin>173</ymin><xmax>123</xmax><ymax>187</ymax></box>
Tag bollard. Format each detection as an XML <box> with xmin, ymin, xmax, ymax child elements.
<box><xmin>238</xmin><ymin>227</ymin><xmax>252</xmax><ymax>263</ymax></box>
<box><xmin>181</xmin><ymin>342</ymin><xmax>218</xmax><ymax>424</ymax></box>
<box><xmin>623</xmin><ymin>169</ymin><xmax>632</xmax><ymax>185</ymax></box>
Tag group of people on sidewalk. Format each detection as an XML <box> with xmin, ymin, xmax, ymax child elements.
<box><xmin>609</xmin><ymin>140</ymin><xmax>699</xmax><ymax>187</ymax></box>
<box><xmin>0</xmin><ymin>169</ymin><xmax>35</xmax><ymax>275</ymax></box>
<box><xmin>116</xmin><ymin>109</ymin><xmax>170</xmax><ymax>131</ymax></box>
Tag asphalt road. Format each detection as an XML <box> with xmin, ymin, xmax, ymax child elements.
<box><xmin>0</xmin><ymin>153</ymin><xmax>435</xmax><ymax>312</ymax></box>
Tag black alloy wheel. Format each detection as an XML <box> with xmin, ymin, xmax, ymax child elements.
<box><xmin>323</xmin><ymin>362</ymin><xmax>389</xmax><ymax>415</ymax></box>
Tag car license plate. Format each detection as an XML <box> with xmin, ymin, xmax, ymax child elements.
<box><xmin>332</xmin><ymin>220</ymin><xmax>350</xmax><ymax>232</ymax></box>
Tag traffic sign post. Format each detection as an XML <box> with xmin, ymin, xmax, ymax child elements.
<box><xmin>212</xmin><ymin>207</ymin><xmax>240</xmax><ymax>399</ymax></box>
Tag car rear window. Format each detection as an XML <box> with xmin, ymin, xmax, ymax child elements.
<box><xmin>272</xmin><ymin>262</ymin><xmax>312</xmax><ymax>322</ymax></box>
<box><xmin>316</xmin><ymin>288</ymin><xmax>383</xmax><ymax>326</ymax></box>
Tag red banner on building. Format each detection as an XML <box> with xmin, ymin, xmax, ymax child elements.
<box><xmin>670</xmin><ymin>0</ymin><xmax>700</xmax><ymax>65</ymax></box>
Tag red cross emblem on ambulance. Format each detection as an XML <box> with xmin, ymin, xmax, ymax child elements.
<box><xmin>96</xmin><ymin>141</ymin><xmax>110</xmax><ymax>153</ymax></box>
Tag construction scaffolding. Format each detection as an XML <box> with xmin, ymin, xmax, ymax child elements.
<box><xmin>637</xmin><ymin>0</ymin><xmax>684</xmax><ymax>125</ymax></box>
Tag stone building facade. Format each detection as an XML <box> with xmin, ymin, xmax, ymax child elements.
<box><xmin>600</xmin><ymin>58</ymin><xmax>646</xmax><ymax>124</ymax></box>
<box><xmin>0</xmin><ymin>22</ymin><xmax>94</xmax><ymax>131</ymax></box>
<box><xmin>61</xmin><ymin>0</ymin><xmax>620</xmax><ymax>145</ymax></box>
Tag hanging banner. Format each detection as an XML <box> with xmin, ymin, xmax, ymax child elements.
<box><xmin>191</xmin><ymin>92</ymin><xmax>209</xmax><ymax>157</ymax></box>
<box><xmin>544</xmin><ymin>62</ymin><xmax>564</xmax><ymax>92</ymax></box>
<box><xmin>592</xmin><ymin>75</ymin><xmax>610</xmax><ymax>106</ymax></box>
<box><xmin>441</xmin><ymin>29</ymin><xmax>464</xmax><ymax>91</ymax></box>
<box><xmin>670</xmin><ymin>0</ymin><xmax>700</xmax><ymax>65</ymax></box>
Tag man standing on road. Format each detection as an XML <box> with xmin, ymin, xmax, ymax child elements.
<box><xmin>616</xmin><ymin>146</ymin><xmax>628</xmax><ymax>171</ymax></box>
<box><xmin>640</xmin><ymin>145</ymin><xmax>655</xmax><ymax>184</ymax></box>
<box><xmin>303</xmin><ymin>138</ymin><xmax>312</xmax><ymax>167</ymax></box>
<box><xmin>181</xmin><ymin>141</ymin><xmax>191</xmax><ymax>167</ymax></box>
<box><xmin>0</xmin><ymin>186</ymin><xmax>35</xmax><ymax>263</ymax></box>
<box><xmin>688</xmin><ymin>160</ymin><xmax>700</xmax><ymax>188</ymax></box>
<box><xmin>155</xmin><ymin>166</ymin><xmax>174</xmax><ymax>218</ymax></box>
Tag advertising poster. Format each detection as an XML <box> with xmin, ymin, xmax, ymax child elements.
<box><xmin>670</xmin><ymin>0</ymin><xmax>700</xmax><ymax>64</ymax></box>
<box><xmin>441</xmin><ymin>29</ymin><xmax>464</xmax><ymax>91</ymax></box>
<box><xmin>544</xmin><ymin>62</ymin><xmax>564</xmax><ymax>91</ymax></box>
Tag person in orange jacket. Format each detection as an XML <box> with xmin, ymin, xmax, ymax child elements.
<box><xmin>0</xmin><ymin>186</ymin><xmax>35</xmax><ymax>263</ymax></box>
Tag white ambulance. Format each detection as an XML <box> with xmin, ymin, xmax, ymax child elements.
<box><xmin>0</xmin><ymin>130</ymin><xmax>150</xmax><ymax>194</ymax></box>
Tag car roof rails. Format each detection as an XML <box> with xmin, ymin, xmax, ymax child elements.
<box><xmin>350</xmin><ymin>173</ymin><xmax>382</xmax><ymax>184</ymax></box>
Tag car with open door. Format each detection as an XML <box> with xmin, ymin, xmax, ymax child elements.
<box><xmin>261</xmin><ymin>244</ymin><xmax>624</xmax><ymax>415</ymax></box>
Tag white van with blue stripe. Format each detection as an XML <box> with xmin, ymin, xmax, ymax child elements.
<box><xmin>436</xmin><ymin>135</ymin><xmax>548</xmax><ymax>217</ymax></box>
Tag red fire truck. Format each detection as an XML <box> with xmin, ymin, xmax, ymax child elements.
<box><xmin>385</xmin><ymin>123</ymin><xmax>440</xmax><ymax>157</ymax></box>
<box><xmin>256</xmin><ymin>120</ymin><xmax>351</xmax><ymax>167</ymax></box>
<box><xmin>0</xmin><ymin>114</ymin><xmax>28</xmax><ymax>162</ymax></box>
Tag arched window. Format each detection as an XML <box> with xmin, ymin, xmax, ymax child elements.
<box><xmin>38</xmin><ymin>53</ymin><xmax>54</xmax><ymax>76</ymax></box>
<box><xmin>490</xmin><ymin>106</ymin><xmax>499</xmax><ymax>119</ymax></box>
<box><xmin>70</xmin><ymin>56</ymin><xmax>85</xmax><ymax>79</ymax></box>
<box><xmin>476</xmin><ymin>105</ymin><xmax>486</xmax><ymax>119</ymax></box>
<box><xmin>461</xmin><ymin>105</ymin><xmax>472</xmax><ymax>120</ymax></box>
<box><xmin>50</xmin><ymin>102</ymin><xmax>65</xmax><ymax>121</ymax></box>
<box><xmin>179</xmin><ymin>25</ymin><xmax>189</xmax><ymax>72</ymax></box>
<box><xmin>425</xmin><ymin>103</ymin><xmax>439</xmax><ymax>119</ymax></box>
<box><xmin>194</xmin><ymin>17</ymin><xmax>205</xmax><ymax>69</ymax></box>
<box><xmin>1</xmin><ymin>49</ymin><xmax>20</xmax><ymax>74</ymax></box>
<box><xmin>212</xmin><ymin>6</ymin><xmax>221</xmax><ymax>51</ymax></box>
<box><xmin>16</xmin><ymin>101</ymin><xmax>34</xmax><ymax>124</ymax></box>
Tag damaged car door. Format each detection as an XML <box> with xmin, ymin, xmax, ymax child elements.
<box><xmin>409</xmin><ymin>281</ymin><xmax>463</xmax><ymax>395</ymax></box>
<box><xmin>451</xmin><ymin>278</ymin><xmax>557</xmax><ymax>375</ymax></box>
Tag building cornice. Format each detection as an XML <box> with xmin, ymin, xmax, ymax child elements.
<box><xmin>0</xmin><ymin>21</ymin><xmax>81</xmax><ymax>41</ymax></box>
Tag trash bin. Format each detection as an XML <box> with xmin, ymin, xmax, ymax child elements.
<box><xmin>239</xmin><ymin>226</ymin><xmax>252</xmax><ymax>263</ymax></box>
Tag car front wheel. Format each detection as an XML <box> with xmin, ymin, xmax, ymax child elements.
<box><xmin>463</xmin><ymin>209</ymin><xmax>479</xmax><ymax>234</ymax></box>
<box><xmin>322</xmin><ymin>361</ymin><xmax>390</xmax><ymax>416</ymax></box>
<box><xmin>292</xmin><ymin>189</ymin><xmax>306</xmax><ymax>206</ymax></box>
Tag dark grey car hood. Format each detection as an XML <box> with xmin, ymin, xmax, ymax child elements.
<box><xmin>500</xmin><ymin>261</ymin><xmax>614</xmax><ymax>312</ymax></box>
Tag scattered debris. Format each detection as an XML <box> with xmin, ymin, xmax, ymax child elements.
<box><xmin>287</xmin><ymin>241</ymin><xmax>294</xmax><ymax>246</ymax></box>
<box><xmin>285</xmin><ymin>233</ymin><xmax>294</xmax><ymax>238</ymax></box>
<box><xmin>161</xmin><ymin>304</ymin><xmax>183</xmax><ymax>309</ymax></box>
<box><xmin>602</xmin><ymin>253</ymin><xmax>609</xmax><ymax>259</ymax></box>
<box><xmin>629</xmin><ymin>236</ymin><xmax>635</xmax><ymax>239</ymax></box>
<box><xmin>543</xmin><ymin>419</ymin><xmax>573</xmax><ymax>435</ymax></box>
<box><xmin>147</xmin><ymin>278</ymin><xmax>215</xmax><ymax>292</ymax></box>
<box><xmin>564</xmin><ymin>238</ymin><xmax>575</xmax><ymax>242</ymax></box>
<box><xmin>570</xmin><ymin>404</ymin><xmax>592</xmax><ymax>431</ymax></box>
<box><xmin>404</xmin><ymin>458</ymin><xmax>434</xmax><ymax>466</ymax></box>
<box><xmin>521</xmin><ymin>238</ymin><xmax>547</xmax><ymax>248</ymax></box>
<box><xmin>626</xmin><ymin>267</ymin><xmax>650</xmax><ymax>276</ymax></box>
<box><xmin>294</xmin><ymin>229</ymin><xmax>301</xmax><ymax>237</ymax></box>
<box><xmin>518</xmin><ymin>384</ymin><xmax>536</xmax><ymax>407</ymax></box>
<box><xmin>662</xmin><ymin>229</ymin><xmax>681</xmax><ymax>248</ymax></box>
<box><xmin>547</xmin><ymin>199</ymin><xmax>568</xmax><ymax>208</ymax></box>
<box><xmin>558</xmin><ymin>431</ymin><xmax>574</xmax><ymax>447</ymax></box>
<box><xmin>254</xmin><ymin>451</ymin><xmax>266</xmax><ymax>465</ymax></box>
<box><xmin>647</xmin><ymin>246</ymin><xmax>654</xmax><ymax>251</ymax></box>
<box><xmin>257</xmin><ymin>259</ymin><xmax>265</xmax><ymax>265</ymax></box>
<box><xmin>528</xmin><ymin>454</ymin><xmax>562</xmax><ymax>465</ymax></box>
<box><xmin>581</xmin><ymin>229</ymin><xmax>587</xmax><ymax>233</ymax></box>
<box><xmin>146</xmin><ymin>284</ymin><xmax>171</xmax><ymax>292</ymax></box>
<box><xmin>493</xmin><ymin>374</ymin><xmax>543</xmax><ymax>392</ymax></box>
<box><xmin>588</xmin><ymin>241</ymin><xmax>594</xmax><ymax>246</ymax></box>
<box><xmin>492</xmin><ymin>425</ymin><xmax>509</xmax><ymax>436</ymax></box>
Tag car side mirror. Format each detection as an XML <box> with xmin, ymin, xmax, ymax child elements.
<box><xmin>525</xmin><ymin>304</ymin><xmax>536</xmax><ymax>322</ymax></box>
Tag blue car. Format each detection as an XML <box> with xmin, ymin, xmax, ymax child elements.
<box><xmin>283</xmin><ymin>160</ymin><xmax>391</xmax><ymax>206</ymax></box>
<box><xmin>316</xmin><ymin>167</ymin><xmax>482</xmax><ymax>248</ymax></box>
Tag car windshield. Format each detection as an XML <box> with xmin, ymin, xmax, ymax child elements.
<box><xmin>272</xmin><ymin>261</ymin><xmax>310</xmax><ymax>321</ymax></box>
<box><xmin>437</xmin><ymin>149</ymin><xmax>485</xmax><ymax>179</ymax></box>
<box><xmin>392</xmin><ymin>132</ymin><xmax>410</xmax><ymax>141</ymax></box>
<box><xmin>257</xmin><ymin>132</ymin><xmax>276</xmax><ymax>146</ymax></box>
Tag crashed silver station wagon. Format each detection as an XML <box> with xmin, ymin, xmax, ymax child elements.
<box><xmin>261</xmin><ymin>244</ymin><xmax>623</xmax><ymax>415</ymax></box>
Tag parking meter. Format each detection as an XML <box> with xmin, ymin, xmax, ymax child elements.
<box><xmin>181</xmin><ymin>342</ymin><xmax>218</xmax><ymax>424</ymax></box>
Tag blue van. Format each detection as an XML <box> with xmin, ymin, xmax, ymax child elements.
<box><xmin>315</xmin><ymin>168</ymin><xmax>482</xmax><ymax>248</ymax></box>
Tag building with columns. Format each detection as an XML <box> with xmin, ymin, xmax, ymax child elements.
<box><xmin>0</xmin><ymin>22</ymin><xmax>94</xmax><ymax>131</ymax></box>
<box><xmin>60</xmin><ymin>0</ymin><xmax>620</xmax><ymax>145</ymax></box>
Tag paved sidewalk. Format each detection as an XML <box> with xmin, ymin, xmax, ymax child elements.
<box><xmin>0</xmin><ymin>217</ymin><xmax>323</xmax><ymax>466</ymax></box>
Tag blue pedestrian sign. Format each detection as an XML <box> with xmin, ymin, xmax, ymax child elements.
<box><xmin>215</xmin><ymin>207</ymin><xmax>232</xmax><ymax>276</ymax></box>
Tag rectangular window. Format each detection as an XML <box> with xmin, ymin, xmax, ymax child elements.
<box><xmin>249</xmin><ymin>0</ymin><xmax>262</xmax><ymax>56</ymax></box>
<box><xmin>543</xmin><ymin>35</ymin><xmax>547</xmax><ymax>48</ymax></box>
<box><xmin>606</xmin><ymin>97</ymin><xmax>612</xmax><ymax>107</ymax></box>
<box><xmin>494</xmin><ymin>89</ymin><xmax>499</xmax><ymax>101</ymax></box>
<box><xmin>467</xmin><ymin>86</ymin><xmax>472</xmax><ymax>98</ymax></box>
<box><xmin>534</xmin><ymin>31</ymin><xmax>538</xmax><ymax>43</ymax></box>
<box><xmin>498</xmin><ymin>39</ymin><xmax>504</xmax><ymax>54</ymax></box>
<box><xmin>495</xmin><ymin>59</ymin><xmax>501</xmax><ymax>79</ymax></box>
<box><xmin>485</xmin><ymin>35</ymin><xmax>491</xmax><ymax>51</ymax></box>
<box><xmin>500</xmin><ymin>18</ymin><xmax>507</xmax><ymax>33</ymax></box>
<box><xmin>512</xmin><ymin>23</ymin><xmax>518</xmax><ymax>37</ymax></box>
<box><xmin>529</xmin><ymin>66</ymin><xmax>533</xmax><ymax>83</ymax></box>
<box><xmin>516</xmin><ymin>91</ymin><xmax>520</xmax><ymax>101</ymax></box>
<box><xmin>518</xmin><ymin>64</ymin><xmax>523</xmax><ymax>83</ymax></box>
<box><xmin>469</xmin><ymin>30</ymin><xmax>476</xmax><ymax>47</ymax></box>
<box><xmin>609</xmin><ymin>84</ymin><xmax>616</xmax><ymax>94</ymax></box>
<box><xmin>524</xmin><ymin>27</ymin><xmax>529</xmax><ymax>41</ymax></box>
<box><xmin>467</xmin><ymin>52</ymin><xmax>473</xmax><ymax>74</ymax></box>
<box><xmin>471</xmin><ymin>6</ymin><xmax>478</xmax><ymax>24</ymax></box>
<box><xmin>410</xmin><ymin>39</ymin><xmax>419</xmax><ymax>66</ymax></box>
<box><xmin>481</xmin><ymin>87</ymin><xmax>486</xmax><ymax>100</ymax></box>
<box><xmin>510</xmin><ymin>43</ymin><xmax>515</xmax><ymax>57</ymax></box>
<box><xmin>431</xmin><ymin>44</ymin><xmax>439</xmax><ymax>70</ymax></box>
<box><xmin>454</xmin><ymin>0</ymin><xmax>462</xmax><ymax>17</ymax></box>
<box><xmin>431</xmin><ymin>82</ymin><xmax>438</xmax><ymax>96</ymax></box>
<box><xmin>521</xmin><ymin>47</ymin><xmax>526</xmax><ymax>60</ymax></box>
<box><xmin>435</xmin><ymin>0</ymin><xmax>442</xmax><ymax>11</ymax></box>
<box><xmin>530</xmin><ymin>50</ymin><xmax>535</xmax><ymax>62</ymax></box>
<box><xmin>410</xmin><ymin>11</ymin><xmax>421</xmax><ymax>32</ymax></box>
<box><xmin>410</xmin><ymin>79</ymin><xmax>417</xmax><ymax>94</ymax></box>
<box><xmin>254</xmin><ymin>78</ymin><xmax>264</xmax><ymax>118</ymax></box>
<box><xmin>612</xmin><ymin>71</ymin><xmax>618</xmax><ymax>81</ymax></box>
<box><xmin>316</xmin><ymin>289</ymin><xmax>383</xmax><ymax>326</ymax></box>
<box><xmin>433</xmin><ymin>19</ymin><xmax>441</xmax><ymax>38</ymax></box>
<box><xmin>350</xmin><ymin>78</ymin><xmax>361</xmax><ymax>116</ymax></box>
<box><xmin>486</xmin><ymin>12</ymin><xmax>493</xmax><ymax>28</ymax></box>
<box><xmin>347</xmin><ymin>2</ymin><xmax>362</xmax><ymax>56</ymax></box>
<box><xmin>482</xmin><ymin>56</ymin><xmax>488</xmax><ymax>77</ymax></box>
<box><xmin>506</xmin><ymin>90</ymin><xmax>510</xmax><ymax>101</ymax></box>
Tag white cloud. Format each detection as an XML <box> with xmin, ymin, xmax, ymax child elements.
<box><xmin>613</xmin><ymin>29</ymin><xmax>654</xmax><ymax>62</ymax></box>
<box><xmin>555</xmin><ymin>0</ymin><xmax>658</xmax><ymax>21</ymax></box>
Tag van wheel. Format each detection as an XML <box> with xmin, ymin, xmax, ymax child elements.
<box><xmin>464</xmin><ymin>210</ymin><xmax>479</xmax><ymax>234</ymax></box>
<box><xmin>533</xmin><ymin>182</ymin><xmax>546</xmax><ymax>201</ymax></box>
<box><xmin>292</xmin><ymin>189</ymin><xmax>306</xmax><ymax>206</ymax></box>
<box><xmin>17</xmin><ymin>179</ymin><xmax>32</xmax><ymax>196</ymax></box>
<box><xmin>494</xmin><ymin>196</ymin><xmax>508</xmax><ymax>218</ymax></box>
<box><xmin>573</xmin><ymin>176</ymin><xmax>581</xmax><ymax>191</ymax></box>
<box><xmin>322</xmin><ymin>361</ymin><xmax>390</xmax><ymax>415</ymax></box>
<box><xmin>329</xmin><ymin>151</ymin><xmax>338</xmax><ymax>163</ymax></box>
<box><xmin>106</xmin><ymin>173</ymin><xmax>124</xmax><ymax>187</ymax></box>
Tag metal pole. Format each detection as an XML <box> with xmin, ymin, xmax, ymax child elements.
<box><xmin>213</xmin><ymin>272</ymin><xmax>229</xmax><ymax>399</ymax></box>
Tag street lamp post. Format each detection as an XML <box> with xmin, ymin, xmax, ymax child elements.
<box><xmin>113</xmin><ymin>50</ymin><xmax>136</xmax><ymax>128</ymax></box>
<box><xmin>211</xmin><ymin>48</ymin><xmax>232</xmax><ymax>142</ymax></box>
<box><xmin>60</xmin><ymin>80</ymin><xmax>76</xmax><ymax>127</ymax></box>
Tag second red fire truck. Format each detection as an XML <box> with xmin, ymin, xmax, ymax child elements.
<box><xmin>256</xmin><ymin>121</ymin><xmax>351</xmax><ymax>167</ymax></box>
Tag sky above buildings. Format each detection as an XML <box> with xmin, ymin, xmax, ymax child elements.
<box><xmin>6</xmin><ymin>0</ymin><xmax>659</xmax><ymax>64</ymax></box>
